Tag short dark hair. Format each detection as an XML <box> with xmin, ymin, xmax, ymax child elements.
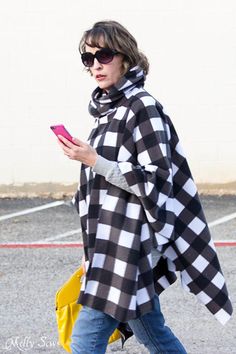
<box><xmin>79</xmin><ymin>20</ymin><xmax>149</xmax><ymax>75</ymax></box>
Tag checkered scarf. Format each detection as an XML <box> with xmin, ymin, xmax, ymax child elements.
<box><xmin>77</xmin><ymin>66</ymin><xmax>233</xmax><ymax>325</ymax></box>
<box><xmin>88</xmin><ymin>66</ymin><xmax>145</xmax><ymax>118</ymax></box>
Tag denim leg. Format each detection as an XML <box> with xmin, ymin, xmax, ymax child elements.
<box><xmin>71</xmin><ymin>306</ymin><xmax>119</xmax><ymax>354</ymax></box>
<box><xmin>128</xmin><ymin>295</ymin><xmax>187</xmax><ymax>354</ymax></box>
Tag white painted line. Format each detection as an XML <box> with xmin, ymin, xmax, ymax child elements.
<box><xmin>0</xmin><ymin>201</ymin><xmax>65</xmax><ymax>221</ymax></box>
<box><xmin>37</xmin><ymin>210</ymin><xmax>236</xmax><ymax>243</ymax></box>
<box><xmin>208</xmin><ymin>212</ymin><xmax>236</xmax><ymax>228</ymax></box>
<box><xmin>36</xmin><ymin>228</ymin><xmax>81</xmax><ymax>243</ymax></box>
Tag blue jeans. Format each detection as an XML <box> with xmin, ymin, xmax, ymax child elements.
<box><xmin>71</xmin><ymin>295</ymin><xmax>187</xmax><ymax>354</ymax></box>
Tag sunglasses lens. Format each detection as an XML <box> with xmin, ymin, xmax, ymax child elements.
<box><xmin>81</xmin><ymin>49</ymin><xmax>117</xmax><ymax>67</ymax></box>
<box><xmin>96</xmin><ymin>49</ymin><xmax>114</xmax><ymax>64</ymax></box>
<box><xmin>81</xmin><ymin>53</ymin><xmax>94</xmax><ymax>67</ymax></box>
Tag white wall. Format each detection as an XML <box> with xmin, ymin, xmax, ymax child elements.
<box><xmin>0</xmin><ymin>0</ymin><xmax>235</xmax><ymax>186</ymax></box>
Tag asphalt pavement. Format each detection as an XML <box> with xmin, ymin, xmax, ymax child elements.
<box><xmin>0</xmin><ymin>196</ymin><xmax>235</xmax><ymax>354</ymax></box>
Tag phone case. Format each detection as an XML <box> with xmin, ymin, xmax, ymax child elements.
<box><xmin>50</xmin><ymin>125</ymin><xmax>73</xmax><ymax>143</ymax></box>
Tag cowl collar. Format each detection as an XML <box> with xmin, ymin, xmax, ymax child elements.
<box><xmin>88</xmin><ymin>66</ymin><xmax>145</xmax><ymax>118</ymax></box>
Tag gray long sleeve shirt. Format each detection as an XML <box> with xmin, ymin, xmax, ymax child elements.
<box><xmin>92</xmin><ymin>155</ymin><xmax>134</xmax><ymax>194</ymax></box>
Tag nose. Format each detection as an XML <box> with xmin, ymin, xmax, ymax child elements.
<box><xmin>92</xmin><ymin>58</ymin><xmax>102</xmax><ymax>69</ymax></box>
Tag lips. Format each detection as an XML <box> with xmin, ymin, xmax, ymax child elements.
<box><xmin>96</xmin><ymin>74</ymin><xmax>106</xmax><ymax>81</ymax></box>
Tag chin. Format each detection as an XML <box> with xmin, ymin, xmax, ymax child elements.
<box><xmin>98</xmin><ymin>84</ymin><xmax>111</xmax><ymax>91</ymax></box>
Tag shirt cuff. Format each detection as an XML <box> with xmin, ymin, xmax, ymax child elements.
<box><xmin>92</xmin><ymin>155</ymin><xmax>118</xmax><ymax>177</ymax></box>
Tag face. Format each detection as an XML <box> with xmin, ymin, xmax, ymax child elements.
<box><xmin>84</xmin><ymin>43</ymin><xmax>124</xmax><ymax>92</ymax></box>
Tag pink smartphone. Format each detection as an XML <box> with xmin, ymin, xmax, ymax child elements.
<box><xmin>50</xmin><ymin>124</ymin><xmax>73</xmax><ymax>143</ymax></box>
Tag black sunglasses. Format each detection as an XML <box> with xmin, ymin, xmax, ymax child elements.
<box><xmin>81</xmin><ymin>48</ymin><xmax>120</xmax><ymax>67</ymax></box>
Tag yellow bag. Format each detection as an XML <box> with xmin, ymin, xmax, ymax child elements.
<box><xmin>55</xmin><ymin>266</ymin><xmax>121</xmax><ymax>352</ymax></box>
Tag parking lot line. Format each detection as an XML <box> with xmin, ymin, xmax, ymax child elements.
<box><xmin>214</xmin><ymin>240</ymin><xmax>236</xmax><ymax>247</ymax></box>
<box><xmin>0</xmin><ymin>242</ymin><xmax>83</xmax><ymax>248</ymax></box>
<box><xmin>0</xmin><ymin>240</ymin><xmax>235</xmax><ymax>249</ymax></box>
<box><xmin>0</xmin><ymin>200</ymin><xmax>65</xmax><ymax>221</ymax></box>
<box><xmin>1</xmin><ymin>200</ymin><xmax>236</xmax><ymax>249</ymax></box>
<box><xmin>208</xmin><ymin>211</ymin><xmax>236</xmax><ymax>228</ymax></box>
<box><xmin>36</xmin><ymin>229</ymin><xmax>81</xmax><ymax>243</ymax></box>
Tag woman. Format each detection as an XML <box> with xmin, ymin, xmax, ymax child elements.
<box><xmin>58</xmin><ymin>20</ymin><xmax>232</xmax><ymax>354</ymax></box>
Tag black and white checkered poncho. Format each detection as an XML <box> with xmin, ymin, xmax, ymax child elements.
<box><xmin>76</xmin><ymin>66</ymin><xmax>233</xmax><ymax>325</ymax></box>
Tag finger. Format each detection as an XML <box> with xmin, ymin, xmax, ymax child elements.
<box><xmin>57</xmin><ymin>139</ymin><xmax>71</xmax><ymax>155</ymax></box>
<box><xmin>57</xmin><ymin>138</ymin><xmax>70</xmax><ymax>152</ymax></box>
<box><xmin>58</xmin><ymin>135</ymin><xmax>74</xmax><ymax>148</ymax></box>
<box><xmin>57</xmin><ymin>138</ymin><xmax>65</xmax><ymax>148</ymax></box>
<box><xmin>72</xmin><ymin>137</ymin><xmax>85</xmax><ymax>146</ymax></box>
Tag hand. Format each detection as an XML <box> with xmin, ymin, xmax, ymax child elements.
<box><xmin>57</xmin><ymin>135</ymin><xmax>98</xmax><ymax>167</ymax></box>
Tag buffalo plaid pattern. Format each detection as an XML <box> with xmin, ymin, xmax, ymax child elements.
<box><xmin>77</xmin><ymin>67</ymin><xmax>233</xmax><ymax>325</ymax></box>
